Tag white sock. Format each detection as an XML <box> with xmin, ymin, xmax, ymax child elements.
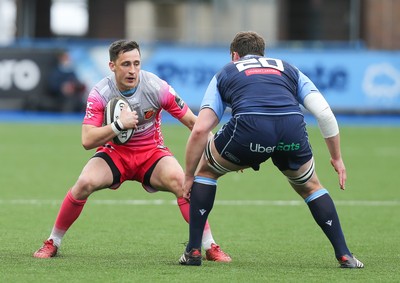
<box><xmin>49</xmin><ymin>227</ymin><xmax>65</xmax><ymax>248</ymax></box>
<box><xmin>202</xmin><ymin>229</ymin><xmax>215</xmax><ymax>250</ymax></box>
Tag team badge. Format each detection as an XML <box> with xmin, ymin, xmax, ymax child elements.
<box><xmin>144</xmin><ymin>108</ymin><xmax>155</xmax><ymax>120</ymax></box>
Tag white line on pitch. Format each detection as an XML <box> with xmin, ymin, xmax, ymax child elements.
<box><xmin>0</xmin><ymin>199</ymin><xmax>399</xmax><ymax>206</ymax></box>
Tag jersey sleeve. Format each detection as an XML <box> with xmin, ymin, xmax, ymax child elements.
<box><xmin>200</xmin><ymin>75</ymin><xmax>226</xmax><ymax>121</ymax></box>
<box><xmin>82</xmin><ymin>89</ymin><xmax>106</xmax><ymax>127</ymax></box>
<box><xmin>160</xmin><ymin>83</ymin><xmax>189</xmax><ymax>120</ymax></box>
<box><xmin>296</xmin><ymin>70</ymin><xmax>320</xmax><ymax>105</ymax></box>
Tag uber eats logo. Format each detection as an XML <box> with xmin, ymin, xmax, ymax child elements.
<box><xmin>250</xmin><ymin>142</ymin><xmax>300</xmax><ymax>153</ymax></box>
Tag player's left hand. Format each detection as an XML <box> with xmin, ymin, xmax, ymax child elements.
<box><xmin>330</xmin><ymin>158</ymin><xmax>347</xmax><ymax>190</ymax></box>
<box><xmin>120</xmin><ymin>104</ymin><xmax>139</xmax><ymax>130</ymax></box>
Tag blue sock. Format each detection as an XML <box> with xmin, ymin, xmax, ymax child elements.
<box><xmin>305</xmin><ymin>189</ymin><xmax>351</xmax><ymax>259</ymax></box>
<box><xmin>186</xmin><ymin>177</ymin><xmax>217</xmax><ymax>252</ymax></box>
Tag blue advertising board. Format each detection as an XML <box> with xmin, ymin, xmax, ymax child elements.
<box><xmin>268</xmin><ymin>49</ymin><xmax>400</xmax><ymax>112</ymax></box>
<box><xmin>136</xmin><ymin>46</ymin><xmax>400</xmax><ymax>112</ymax></box>
<box><xmin>143</xmin><ymin>46</ymin><xmax>227</xmax><ymax>110</ymax></box>
<box><xmin>2</xmin><ymin>43</ymin><xmax>399</xmax><ymax>113</ymax></box>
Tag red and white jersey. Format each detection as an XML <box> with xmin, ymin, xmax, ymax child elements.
<box><xmin>83</xmin><ymin>70</ymin><xmax>188</xmax><ymax>147</ymax></box>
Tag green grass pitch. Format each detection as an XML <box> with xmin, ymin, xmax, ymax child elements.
<box><xmin>0</xmin><ymin>122</ymin><xmax>399</xmax><ymax>282</ymax></box>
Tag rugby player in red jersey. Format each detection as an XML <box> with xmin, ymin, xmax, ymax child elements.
<box><xmin>33</xmin><ymin>40</ymin><xmax>230</xmax><ymax>262</ymax></box>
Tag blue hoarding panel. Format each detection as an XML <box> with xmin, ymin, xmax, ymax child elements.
<box><xmin>2</xmin><ymin>43</ymin><xmax>399</xmax><ymax>113</ymax></box>
<box><xmin>268</xmin><ymin>50</ymin><xmax>400</xmax><ymax>112</ymax></box>
<box><xmin>142</xmin><ymin>47</ymin><xmax>400</xmax><ymax>112</ymax></box>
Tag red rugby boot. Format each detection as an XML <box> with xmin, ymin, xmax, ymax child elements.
<box><xmin>33</xmin><ymin>239</ymin><xmax>58</xmax><ymax>258</ymax></box>
<box><xmin>205</xmin><ymin>243</ymin><xmax>231</xmax><ymax>262</ymax></box>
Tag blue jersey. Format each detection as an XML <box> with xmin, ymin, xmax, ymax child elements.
<box><xmin>201</xmin><ymin>55</ymin><xmax>319</xmax><ymax>120</ymax></box>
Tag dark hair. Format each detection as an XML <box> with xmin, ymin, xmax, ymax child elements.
<box><xmin>109</xmin><ymin>40</ymin><xmax>141</xmax><ymax>62</ymax></box>
<box><xmin>230</xmin><ymin>31</ymin><xmax>265</xmax><ymax>57</ymax></box>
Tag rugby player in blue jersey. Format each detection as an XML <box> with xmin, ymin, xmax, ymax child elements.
<box><xmin>179</xmin><ymin>31</ymin><xmax>364</xmax><ymax>268</ymax></box>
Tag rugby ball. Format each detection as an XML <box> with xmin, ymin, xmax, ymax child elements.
<box><xmin>104</xmin><ymin>97</ymin><xmax>134</xmax><ymax>144</ymax></box>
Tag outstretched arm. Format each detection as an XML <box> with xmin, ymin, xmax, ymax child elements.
<box><xmin>183</xmin><ymin>108</ymin><xmax>219</xmax><ymax>198</ymax></box>
<box><xmin>324</xmin><ymin>134</ymin><xmax>346</xmax><ymax>190</ymax></box>
<box><xmin>303</xmin><ymin>92</ymin><xmax>346</xmax><ymax>190</ymax></box>
<box><xmin>178</xmin><ymin>107</ymin><xmax>197</xmax><ymax>131</ymax></box>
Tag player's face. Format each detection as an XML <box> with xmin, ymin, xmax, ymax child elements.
<box><xmin>109</xmin><ymin>49</ymin><xmax>141</xmax><ymax>91</ymax></box>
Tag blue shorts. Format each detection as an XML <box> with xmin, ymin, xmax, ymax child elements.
<box><xmin>213</xmin><ymin>114</ymin><xmax>313</xmax><ymax>171</ymax></box>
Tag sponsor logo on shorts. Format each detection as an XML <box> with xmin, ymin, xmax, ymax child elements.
<box><xmin>224</xmin><ymin>151</ymin><xmax>241</xmax><ymax>163</ymax></box>
<box><xmin>249</xmin><ymin>142</ymin><xmax>300</xmax><ymax>153</ymax></box>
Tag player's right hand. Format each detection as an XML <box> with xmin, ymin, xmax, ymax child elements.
<box><xmin>183</xmin><ymin>175</ymin><xmax>195</xmax><ymax>200</ymax></box>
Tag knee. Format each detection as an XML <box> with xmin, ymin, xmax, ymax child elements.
<box><xmin>72</xmin><ymin>175</ymin><xmax>97</xmax><ymax>199</ymax></box>
<box><xmin>292</xmin><ymin>175</ymin><xmax>323</xmax><ymax>199</ymax></box>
